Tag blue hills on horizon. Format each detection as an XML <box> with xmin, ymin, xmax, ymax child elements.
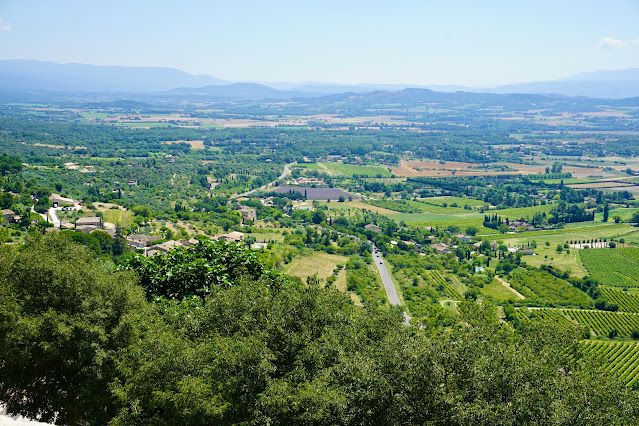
<box><xmin>1</xmin><ymin>59</ymin><xmax>639</xmax><ymax>99</ymax></box>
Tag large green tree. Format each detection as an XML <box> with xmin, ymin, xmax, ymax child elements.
<box><xmin>2</xmin><ymin>234</ymin><xmax>639</xmax><ymax>424</ymax></box>
<box><xmin>0</xmin><ymin>233</ymin><xmax>153</xmax><ymax>424</ymax></box>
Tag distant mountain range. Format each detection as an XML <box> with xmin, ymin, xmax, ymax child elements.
<box><xmin>1</xmin><ymin>59</ymin><xmax>639</xmax><ymax>99</ymax></box>
<box><xmin>0</xmin><ymin>59</ymin><xmax>224</xmax><ymax>92</ymax></box>
<box><xmin>165</xmin><ymin>83</ymin><xmax>323</xmax><ymax>99</ymax></box>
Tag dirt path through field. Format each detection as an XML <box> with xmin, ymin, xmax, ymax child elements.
<box><xmin>317</xmin><ymin>162</ymin><xmax>337</xmax><ymax>176</ymax></box>
<box><xmin>495</xmin><ymin>276</ymin><xmax>526</xmax><ymax>299</ymax></box>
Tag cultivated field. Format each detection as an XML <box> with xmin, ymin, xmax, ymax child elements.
<box><xmin>391</xmin><ymin>159</ymin><xmax>608</xmax><ymax>178</ymax></box>
<box><xmin>273</xmin><ymin>186</ymin><xmax>359</xmax><ymax>200</ymax></box>
<box><xmin>283</xmin><ymin>252</ymin><xmax>348</xmax><ymax>285</ymax></box>
<box><xmin>580</xmin><ymin>340</ymin><xmax>639</xmax><ymax>387</ymax></box>
<box><xmin>318</xmin><ymin>162</ymin><xmax>392</xmax><ymax>177</ymax></box>
<box><xmin>93</xmin><ymin>203</ymin><xmax>134</xmax><ymax>227</ymax></box>
<box><xmin>580</xmin><ymin>249</ymin><xmax>639</xmax><ymax>288</ymax></box>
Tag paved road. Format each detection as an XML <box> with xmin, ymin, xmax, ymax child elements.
<box><xmin>372</xmin><ymin>246</ymin><xmax>401</xmax><ymax>305</ymax></box>
<box><xmin>371</xmin><ymin>245</ymin><xmax>410</xmax><ymax>325</ymax></box>
<box><xmin>231</xmin><ymin>162</ymin><xmax>295</xmax><ymax>199</ymax></box>
<box><xmin>46</xmin><ymin>208</ymin><xmax>60</xmax><ymax>228</ymax></box>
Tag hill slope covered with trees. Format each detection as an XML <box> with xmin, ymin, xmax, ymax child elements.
<box><xmin>1</xmin><ymin>233</ymin><xmax>638</xmax><ymax>424</ymax></box>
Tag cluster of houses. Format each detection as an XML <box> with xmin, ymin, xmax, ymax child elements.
<box><xmin>126</xmin><ymin>234</ymin><xmax>199</xmax><ymax>257</ymax></box>
<box><xmin>124</xmin><ymin>231</ymin><xmax>246</xmax><ymax>257</ymax></box>
<box><xmin>316</xmin><ymin>155</ymin><xmax>364</xmax><ymax>165</ymax></box>
<box><xmin>365</xmin><ymin>221</ymin><xmax>537</xmax><ymax>258</ymax></box>
<box><xmin>507</xmin><ymin>219</ymin><xmax>536</xmax><ymax>232</ymax></box>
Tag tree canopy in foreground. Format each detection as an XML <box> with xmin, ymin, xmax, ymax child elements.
<box><xmin>1</xmin><ymin>233</ymin><xmax>638</xmax><ymax>425</ymax></box>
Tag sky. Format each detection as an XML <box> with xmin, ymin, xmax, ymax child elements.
<box><xmin>0</xmin><ymin>0</ymin><xmax>638</xmax><ymax>86</ymax></box>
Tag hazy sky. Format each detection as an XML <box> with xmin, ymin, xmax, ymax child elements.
<box><xmin>1</xmin><ymin>0</ymin><xmax>638</xmax><ymax>86</ymax></box>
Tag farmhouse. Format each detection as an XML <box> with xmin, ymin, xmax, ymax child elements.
<box><xmin>431</xmin><ymin>243</ymin><xmax>452</xmax><ymax>254</ymax></box>
<box><xmin>76</xmin><ymin>216</ymin><xmax>102</xmax><ymax>227</ymax></box>
<box><xmin>127</xmin><ymin>234</ymin><xmax>164</xmax><ymax>249</ymax></box>
<box><xmin>49</xmin><ymin>193</ymin><xmax>75</xmax><ymax>208</ymax></box>
<box><xmin>237</xmin><ymin>205</ymin><xmax>257</xmax><ymax>221</ymax></box>
<box><xmin>146</xmin><ymin>240</ymin><xmax>184</xmax><ymax>256</ymax></box>
<box><xmin>75</xmin><ymin>225</ymin><xmax>100</xmax><ymax>235</ymax></box>
<box><xmin>102</xmin><ymin>222</ymin><xmax>117</xmax><ymax>237</ymax></box>
<box><xmin>218</xmin><ymin>231</ymin><xmax>245</xmax><ymax>242</ymax></box>
<box><xmin>2</xmin><ymin>209</ymin><xmax>15</xmax><ymax>223</ymax></box>
<box><xmin>364</xmin><ymin>224</ymin><xmax>382</xmax><ymax>233</ymax></box>
<box><xmin>454</xmin><ymin>234</ymin><xmax>471</xmax><ymax>243</ymax></box>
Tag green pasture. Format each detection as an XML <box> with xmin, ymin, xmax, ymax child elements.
<box><xmin>480</xmin><ymin>279</ymin><xmax>519</xmax><ymax>302</ymax></box>
<box><xmin>319</xmin><ymin>162</ymin><xmax>392</xmax><ymax>177</ymax></box>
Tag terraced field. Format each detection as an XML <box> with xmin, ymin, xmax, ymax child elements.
<box><xmin>580</xmin><ymin>249</ymin><xmax>639</xmax><ymax>288</ymax></box>
<box><xmin>580</xmin><ymin>340</ymin><xmax>639</xmax><ymax>386</ymax></box>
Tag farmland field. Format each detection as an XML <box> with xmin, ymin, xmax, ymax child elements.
<box><xmin>164</xmin><ymin>140</ymin><xmax>206</xmax><ymax>149</ymax></box>
<box><xmin>423</xmin><ymin>269</ymin><xmax>462</xmax><ymax>300</ymax></box>
<box><xmin>600</xmin><ymin>286</ymin><xmax>639</xmax><ymax>313</ymax></box>
<box><xmin>528</xmin><ymin>308</ymin><xmax>578</xmax><ymax>328</ymax></box>
<box><xmin>565</xmin><ymin>309</ymin><xmax>639</xmax><ymax>337</ymax></box>
<box><xmin>594</xmin><ymin>207</ymin><xmax>639</xmax><ymax>222</ymax></box>
<box><xmin>618</xmin><ymin>248</ymin><xmax>639</xmax><ymax>263</ymax></box>
<box><xmin>94</xmin><ymin>204</ymin><xmax>134</xmax><ymax>227</ymax></box>
<box><xmin>522</xmin><ymin>307</ymin><xmax>639</xmax><ymax>338</ymax></box>
<box><xmin>580</xmin><ymin>249</ymin><xmax>639</xmax><ymax>288</ymax></box>
<box><xmin>480</xmin><ymin>279</ymin><xmax>519</xmax><ymax>302</ymax></box>
<box><xmin>483</xmin><ymin>224</ymin><xmax>639</xmax><ymax>277</ymax></box>
<box><xmin>366</xmin><ymin>199</ymin><xmax>469</xmax><ymax>214</ymax></box>
<box><xmin>283</xmin><ymin>252</ymin><xmax>348</xmax><ymax>287</ymax></box>
<box><xmin>272</xmin><ymin>186</ymin><xmax>359</xmax><ymax>200</ymax></box>
<box><xmin>580</xmin><ymin>340</ymin><xmax>639</xmax><ymax>386</ymax></box>
<box><xmin>481</xmin><ymin>222</ymin><xmax>632</xmax><ymax>240</ymax></box>
<box><xmin>293</xmin><ymin>163</ymin><xmax>322</xmax><ymax>169</ymax></box>
<box><xmin>325</xmin><ymin>200</ymin><xmax>400</xmax><ymax>215</ymax></box>
<box><xmin>420</xmin><ymin>196</ymin><xmax>486</xmax><ymax>207</ymax></box>
<box><xmin>508</xmin><ymin>269</ymin><xmax>592</xmax><ymax>306</ymax></box>
<box><xmin>382</xmin><ymin>204</ymin><xmax>555</xmax><ymax>230</ymax></box>
<box><xmin>318</xmin><ymin>162</ymin><xmax>392</xmax><ymax>177</ymax></box>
